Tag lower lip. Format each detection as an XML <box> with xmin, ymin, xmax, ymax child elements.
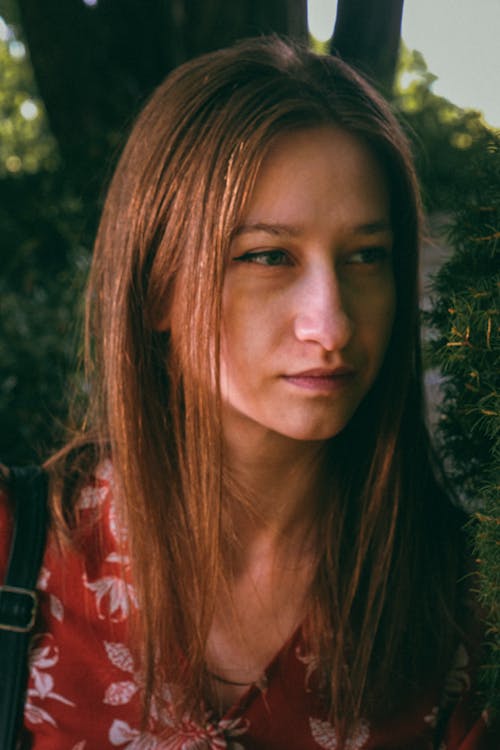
<box><xmin>283</xmin><ymin>373</ymin><xmax>355</xmax><ymax>393</ymax></box>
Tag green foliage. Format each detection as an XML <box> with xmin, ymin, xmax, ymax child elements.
<box><xmin>396</xmin><ymin>59</ymin><xmax>499</xmax><ymax>705</ymax></box>
<box><xmin>0</xmin><ymin>170</ymin><xmax>91</xmax><ymax>463</ymax></box>
<box><xmin>426</xmin><ymin>134</ymin><xmax>500</xmax><ymax>710</ymax></box>
<box><xmin>393</xmin><ymin>44</ymin><xmax>495</xmax><ymax>211</ymax></box>
<box><xmin>0</xmin><ymin>5</ymin><xmax>93</xmax><ymax>463</ymax></box>
<box><xmin>308</xmin><ymin>33</ymin><xmax>330</xmax><ymax>55</ymax></box>
<box><xmin>0</xmin><ymin>0</ymin><xmax>497</xmax><ymax>713</ymax></box>
<box><xmin>0</xmin><ymin>9</ymin><xmax>57</xmax><ymax>175</ymax></box>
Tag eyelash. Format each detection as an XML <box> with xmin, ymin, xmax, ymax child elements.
<box><xmin>233</xmin><ymin>246</ymin><xmax>391</xmax><ymax>268</ymax></box>
<box><xmin>233</xmin><ymin>249</ymin><xmax>290</xmax><ymax>266</ymax></box>
<box><xmin>345</xmin><ymin>246</ymin><xmax>391</xmax><ymax>265</ymax></box>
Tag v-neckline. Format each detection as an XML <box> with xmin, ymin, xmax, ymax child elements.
<box><xmin>213</xmin><ymin>624</ymin><xmax>304</xmax><ymax>720</ymax></box>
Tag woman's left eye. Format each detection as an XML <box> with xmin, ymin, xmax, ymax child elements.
<box><xmin>345</xmin><ymin>246</ymin><xmax>390</xmax><ymax>265</ymax></box>
<box><xmin>233</xmin><ymin>249</ymin><xmax>290</xmax><ymax>266</ymax></box>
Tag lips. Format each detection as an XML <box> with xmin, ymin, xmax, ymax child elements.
<box><xmin>288</xmin><ymin>367</ymin><xmax>355</xmax><ymax>377</ymax></box>
<box><xmin>282</xmin><ymin>366</ymin><xmax>356</xmax><ymax>393</ymax></box>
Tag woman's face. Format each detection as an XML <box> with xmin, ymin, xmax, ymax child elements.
<box><xmin>221</xmin><ymin>126</ymin><xmax>396</xmax><ymax>446</ymax></box>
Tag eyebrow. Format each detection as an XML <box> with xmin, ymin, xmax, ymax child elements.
<box><xmin>233</xmin><ymin>220</ymin><xmax>393</xmax><ymax>238</ymax></box>
<box><xmin>355</xmin><ymin>220</ymin><xmax>393</xmax><ymax>234</ymax></box>
<box><xmin>233</xmin><ymin>222</ymin><xmax>302</xmax><ymax>238</ymax></box>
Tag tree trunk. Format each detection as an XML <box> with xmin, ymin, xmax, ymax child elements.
<box><xmin>181</xmin><ymin>0</ymin><xmax>307</xmax><ymax>60</ymax></box>
<box><xmin>17</xmin><ymin>0</ymin><xmax>307</xmax><ymax>193</ymax></box>
<box><xmin>17</xmin><ymin>0</ymin><xmax>178</xmax><ymax>193</ymax></box>
<box><xmin>331</xmin><ymin>0</ymin><xmax>404</xmax><ymax>93</ymax></box>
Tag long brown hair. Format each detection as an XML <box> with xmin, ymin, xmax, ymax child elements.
<box><xmin>49</xmin><ymin>36</ymin><xmax>465</xmax><ymax>731</ymax></box>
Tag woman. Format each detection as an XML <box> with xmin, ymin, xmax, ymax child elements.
<box><xmin>0</xmin><ymin>36</ymin><xmax>495</xmax><ymax>749</ymax></box>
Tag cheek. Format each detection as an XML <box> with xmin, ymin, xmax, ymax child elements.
<box><xmin>220</xmin><ymin>314</ymin><xmax>261</xmax><ymax>376</ymax></box>
<box><xmin>351</xmin><ymin>278</ymin><xmax>395</xmax><ymax>340</ymax></box>
<box><xmin>220</xmin><ymin>301</ymin><xmax>251</xmax><ymax>380</ymax></box>
<box><xmin>221</xmin><ymin>287</ymin><xmax>278</xmax><ymax>363</ymax></box>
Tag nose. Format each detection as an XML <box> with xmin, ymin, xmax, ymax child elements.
<box><xmin>293</xmin><ymin>268</ymin><xmax>353</xmax><ymax>352</ymax></box>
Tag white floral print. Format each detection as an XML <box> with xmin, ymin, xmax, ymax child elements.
<box><xmin>310</xmin><ymin>717</ymin><xmax>370</xmax><ymax>750</ymax></box>
<box><xmin>103</xmin><ymin>641</ymin><xmax>140</xmax><ymax>708</ymax></box>
<box><xmin>109</xmin><ymin>720</ymin><xmax>159</xmax><ymax>748</ymax></box>
<box><xmin>76</xmin><ymin>459</ymin><xmax>114</xmax><ymax>510</ymax></box>
<box><xmin>159</xmin><ymin>713</ymin><xmax>248</xmax><ymax>750</ymax></box>
<box><xmin>78</xmin><ymin>483</ymin><xmax>110</xmax><ymax>510</ymax></box>
<box><xmin>37</xmin><ymin>565</ymin><xmax>51</xmax><ymax>590</ymax></box>
<box><xmin>5</xmin><ymin>465</ymin><xmax>485</xmax><ymax>748</ymax></box>
<box><xmin>25</xmin><ymin>634</ymin><xmax>75</xmax><ymax>728</ymax></box>
<box><xmin>108</xmin><ymin>492</ymin><xmax>129</xmax><ymax>544</ymax></box>
<box><xmin>84</xmin><ymin>571</ymin><xmax>138</xmax><ymax>622</ymax></box>
<box><xmin>49</xmin><ymin>593</ymin><xmax>64</xmax><ymax>622</ymax></box>
<box><xmin>103</xmin><ymin>642</ymin><xmax>248</xmax><ymax>749</ymax></box>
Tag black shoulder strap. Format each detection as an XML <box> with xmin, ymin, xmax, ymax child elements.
<box><xmin>0</xmin><ymin>466</ymin><xmax>49</xmax><ymax>750</ymax></box>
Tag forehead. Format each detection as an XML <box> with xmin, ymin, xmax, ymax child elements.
<box><xmin>239</xmin><ymin>126</ymin><xmax>392</xmax><ymax>234</ymax></box>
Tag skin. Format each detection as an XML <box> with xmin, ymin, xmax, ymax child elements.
<box><xmin>221</xmin><ymin>126</ymin><xmax>395</xmax><ymax>483</ymax></box>
<box><xmin>205</xmin><ymin>127</ymin><xmax>396</xmax><ymax>704</ymax></box>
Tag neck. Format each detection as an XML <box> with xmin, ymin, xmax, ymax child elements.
<box><xmin>223</xmin><ymin>422</ymin><xmax>330</xmax><ymax>564</ymax></box>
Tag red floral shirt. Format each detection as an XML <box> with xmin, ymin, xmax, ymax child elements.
<box><xmin>0</xmin><ymin>462</ymin><xmax>497</xmax><ymax>749</ymax></box>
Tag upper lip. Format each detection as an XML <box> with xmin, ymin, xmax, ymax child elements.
<box><xmin>285</xmin><ymin>366</ymin><xmax>355</xmax><ymax>377</ymax></box>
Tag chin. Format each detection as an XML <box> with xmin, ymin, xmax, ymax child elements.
<box><xmin>290</xmin><ymin>427</ymin><xmax>347</xmax><ymax>443</ymax></box>
<box><xmin>270</xmin><ymin>416</ymin><xmax>353</xmax><ymax>443</ymax></box>
<box><xmin>221</xmin><ymin>397</ymin><xmax>359</xmax><ymax>447</ymax></box>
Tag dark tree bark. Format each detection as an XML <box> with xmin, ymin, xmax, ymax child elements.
<box><xmin>181</xmin><ymin>0</ymin><xmax>307</xmax><ymax>60</ymax></box>
<box><xmin>17</xmin><ymin>0</ymin><xmax>178</xmax><ymax>194</ymax></box>
<box><xmin>17</xmin><ymin>0</ymin><xmax>307</xmax><ymax>195</ymax></box>
<box><xmin>331</xmin><ymin>0</ymin><xmax>404</xmax><ymax>93</ymax></box>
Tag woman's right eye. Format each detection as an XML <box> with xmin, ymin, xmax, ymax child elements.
<box><xmin>233</xmin><ymin>249</ymin><xmax>290</xmax><ymax>266</ymax></box>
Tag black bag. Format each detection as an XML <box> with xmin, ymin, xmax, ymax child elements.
<box><xmin>0</xmin><ymin>466</ymin><xmax>48</xmax><ymax>750</ymax></box>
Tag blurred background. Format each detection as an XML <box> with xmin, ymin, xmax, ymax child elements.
<box><xmin>0</xmin><ymin>0</ymin><xmax>498</xmax><ymax>710</ymax></box>
<box><xmin>0</xmin><ymin>0</ymin><xmax>497</xmax><ymax>462</ymax></box>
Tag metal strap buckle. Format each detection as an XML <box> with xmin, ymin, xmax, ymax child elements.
<box><xmin>0</xmin><ymin>584</ymin><xmax>38</xmax><ymax>632</ymax></box>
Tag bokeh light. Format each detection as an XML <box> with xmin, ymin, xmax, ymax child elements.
<box><xmin>9</xmin><ymin>40</ymin><xmax>25</xmax><ymax>59</ymax></box>
<box><xmin>20</xmin><ymin>99</ymin><xmax>39</xmax><ymax>121</ymax></box>
<box><xmin>0</xmin><ymin>16</ymin><xmax>10</xmax><ymax>42</ymax></box>
<box><xmin>6</xmin><ymin>155</ymin><xmax>22</xmax><ymax>173</ymax></box>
